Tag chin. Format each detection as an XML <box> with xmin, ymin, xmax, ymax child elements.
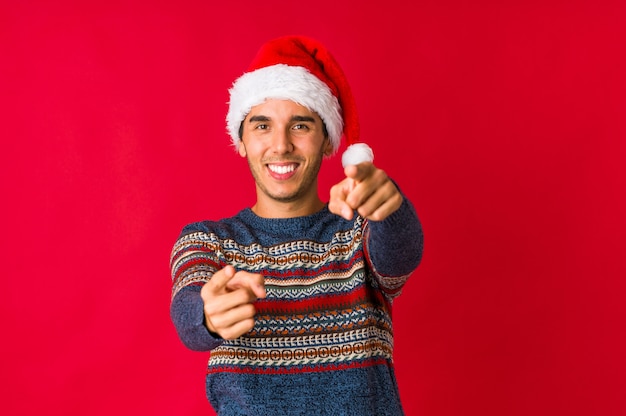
<box><xmin>265</xmin><ymin>187</ymin><xmax>305</xmax><ymax>203</ymax></box>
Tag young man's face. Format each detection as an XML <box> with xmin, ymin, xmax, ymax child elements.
<box><xmin>239</xmin><ymin>99</ymin><xmax>333</xmax><ymax>208</ymax></box>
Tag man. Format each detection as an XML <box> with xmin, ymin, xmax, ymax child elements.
<box><xmin>170</xmin><ymin>36</ymin><xmax>423</xmax><ymax>415</ymax></box>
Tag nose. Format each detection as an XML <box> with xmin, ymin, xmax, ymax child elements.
<box><xmin>270</xmin><ymin>127</ymin><xmax>294</xmax><ymax>154</ymax></box>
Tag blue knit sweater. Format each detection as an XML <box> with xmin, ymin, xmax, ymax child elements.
<box><xmin>170</xmin><ymin>197</ymin><xmax>423</xmax><ymax>415</ymax></box>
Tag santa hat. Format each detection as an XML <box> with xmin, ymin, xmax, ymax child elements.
<box><xmin>226</xmin><ymin>36</ymin><xmax>360</xmax><ymax>155</ymax></box>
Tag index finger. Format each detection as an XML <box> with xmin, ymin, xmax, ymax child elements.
<box><xmin>204</xmin><ymin>265</ymin><xmax>237</xmax><ymax>294</ymax></box>
<box><xmin>344</xmin><ymin>162</ymin><xmax>374</xmax><ymax>182</ymax></box>
<box><xmin>227</xmin><ymin>271</ymin><xmax>266</xmax><ymax>299</ymax></box>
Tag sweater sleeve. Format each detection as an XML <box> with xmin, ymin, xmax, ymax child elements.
<box><xmin>364</xmin><ymin>194</ymin><xmax>424</xmax><ymax>300</ymax></box>
<box><xmin>169</xmin><ymin>225</ymin><xmax>224</xmax><ymax>351</ymax></box>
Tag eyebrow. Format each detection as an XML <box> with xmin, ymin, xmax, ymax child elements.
<box><xmin>248</xmin><ymin>115</ymin><xmax>270</xmax><ymax>123</ymax></box>
<box><xmin>247</xmin><ymin>115</ymin><xmax>317</xmax><ymax>123</ymax></box>
<box><xmin>290</xmin><ymin>115</ymin><xmax>316</xmax><ymax>123</ymax></box>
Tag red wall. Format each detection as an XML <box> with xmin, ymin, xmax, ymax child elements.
<box><xmin>2</xmin><ymin>1</ymin><xmax>625</xmax><ymax>415</ymax></box>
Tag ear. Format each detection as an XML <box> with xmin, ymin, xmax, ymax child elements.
<box><xmin>323</xmin><ymin>138</ymin><xmax>333</xmax><ymax>157</ymax></box>
<box><xmin>238</xmin><ymin>141</ymin><xmax>247</xmax><ymax>157</ymax></box>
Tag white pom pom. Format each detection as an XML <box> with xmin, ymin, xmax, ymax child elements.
<box><xmin>341</xmin><ymin>143</ymin><xmax>374</xmax><ymax>168</ymax></box>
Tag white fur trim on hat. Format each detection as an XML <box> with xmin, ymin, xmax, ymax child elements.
<box><xmin>226</xmin><ymin>64</ymin><xmax>343</xmax><ymax>154</ymax></box>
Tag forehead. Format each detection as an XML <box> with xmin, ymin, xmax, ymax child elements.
<box><xmin>247</xmin><ymin>99</ymin><xmax>321</xmax><ymax>120</ymax></box>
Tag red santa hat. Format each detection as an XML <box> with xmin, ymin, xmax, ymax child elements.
<box><xmin>226</xmin><ymin>36</ymin><xmax>360</xmax><ymax>155</ymax></box>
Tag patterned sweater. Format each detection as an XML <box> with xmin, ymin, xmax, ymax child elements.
<box><xmin>170</xmin><ymin>197</ymin><xmax>423</xmax><ymax>415</ymax></box>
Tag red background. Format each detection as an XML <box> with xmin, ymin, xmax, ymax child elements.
<box><xmin>2</xmin><ymin>1</ymin><xmax>625</xmax><ymax>415</ymax></box>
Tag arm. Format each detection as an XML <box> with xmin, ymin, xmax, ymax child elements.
<box><xmin>169</xmin><ymin>227</ymin><xmax>266</xmax><ymax>351</ymax></box>
<box><xmin>364</xmin><ymin>196</ymin><xmax>423</xmax><ymax>298</ymax></box>
<box><xmin>170</xmin><ymin>285</ymin><xmax>220</xmax><ymax>351</ymax></box>
<box><xmin>329</xmin><ymin>162</ymin><xmax>424</xmax><ymax>298</ymax></box>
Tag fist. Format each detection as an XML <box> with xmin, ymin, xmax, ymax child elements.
<box><xmin>200</xmin><ymin>265</ymin><xmax>266</xmax><ymax>340</ymax></box>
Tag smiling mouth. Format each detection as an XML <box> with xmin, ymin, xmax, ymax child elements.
<box><xmin>267</xmin><ymin>163</ymin><xmax>298</xmax><ymax>175</ymax></box>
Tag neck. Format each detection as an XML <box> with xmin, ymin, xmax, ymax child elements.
<box><xmin>252</xmin><ymin>195</ymin><xmax>326</xmax><ymax>219</ymax></box>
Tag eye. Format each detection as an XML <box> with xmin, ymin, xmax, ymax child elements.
<box><xmin>254</xmin><ymin>123</ymin><xmax>269</xmax><ymax>130</ymax></box>
<box><xmin>293</xmin><ymin>124</ymin><xmax>310</xmax><ymax>131</ymax></box>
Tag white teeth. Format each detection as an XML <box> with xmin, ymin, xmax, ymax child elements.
<box><xmin>268</xmin><ymin>164</ymin><xmax>296</xmax><ymax>174</ymax></box>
